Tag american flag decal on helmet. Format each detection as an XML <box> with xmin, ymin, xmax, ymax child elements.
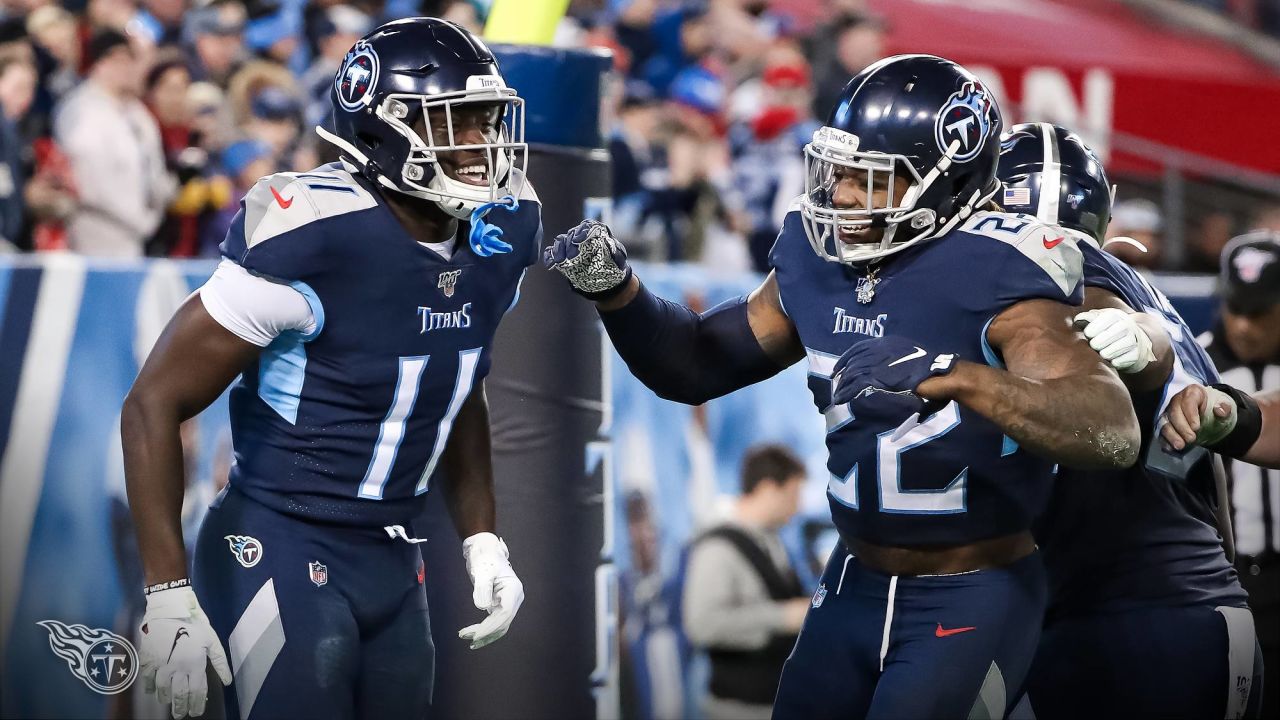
<box><xmin>1003</xmin><ymin>187</ymin><xmax>1031</xmax><ymax>206</ymax></box>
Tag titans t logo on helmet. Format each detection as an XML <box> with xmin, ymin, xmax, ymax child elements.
<box><xmin>337</xmin><ymin>41</ymin><xmax>379</xmax><ymax>111</ymax></box>
<box><xmin>935</xmin><ymin>81</ymin><xmax>993</xmax><ymax>161</ymax></box>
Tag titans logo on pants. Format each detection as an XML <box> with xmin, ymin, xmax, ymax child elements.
<box><xmin>225</xmin><ymin>534</ymin><xmax>264</xmax><ymax>568</ymax></box>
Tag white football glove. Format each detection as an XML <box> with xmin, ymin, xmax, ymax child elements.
<box><xmin>139</xmin><ymin>586</ymin><xmax>232</xmax><ymax>719</ymax></box>
<box><xmin>459</xmin><ymin>532</ymin><xmax>524</xmax><ymax>650</ymax></box>
<box><xmin>1074</xmin><ymin>308</ymin><xmax>1157</xmax><ymax>374</ymax></box>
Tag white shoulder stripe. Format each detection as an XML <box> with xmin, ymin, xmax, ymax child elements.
<box><xmin>510</xmin><ymin>168</ymin><xmax>540</xmax><ymax>204</ymax></box>
<box><xmin>243</xmin><ymin>170</ymin><xmax>378</xmax><ymax>249</ymax></box>
<box><xmin>1035</xmin><ymin>123</ymin><xmax>1061</xmax><ymax>225</ymax></box>
<box><xmin>960</xmin><ymin>212</ymin><xmax>1083</xmax><ymax>296</ymax></box>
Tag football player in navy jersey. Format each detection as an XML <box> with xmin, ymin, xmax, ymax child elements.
<box><xmin>999</xmin><ymin>123</ymin><xmax>1263</xmax><ymax>718</ymax></box>
<box><xmin>548</xmin><ymin>55</ymin><xmax>1139</xmax><ymax>718</ymax></box>
<box><xmin>121</xmin><ymin>19</ymin><xmax>541</xmax><ymax>720</ymax></box>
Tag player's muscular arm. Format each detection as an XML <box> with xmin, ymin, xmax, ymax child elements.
<box><xmin>598</xmin><ymin>272</ymin><xmax>803</xmax><ymax>362</ymax></box>
<box><xmin>598</xmin><ymin>271</ymin><xmax>803</xmax><ymax>404</ymax></box>
<box><xmin>439</xmin><ymin>380</ymin><xmax>496</xmax><ymax>537</ymax></box>
<box><xmin>1249</xmin><ymin>390</ymin><xmax>1280</xmax><ymax>466</ymax></box>
<box><xmin>440</xmin><ymin>379</ymin><xmax>525</xmax><ymax>650</ymax></box>
<box><xmin>746</xmin><ymin>273</ymin><xmax>808</xmax><ymax>364</ymax></box>
<box><xmin>546</xmin><ymin>220</ymin><xmax>802</xmax><ymax>405</ymax></box>
<box><xmin>1075</xmin><ymin>286</ymin><xmax>1173</xmax><ymax>393</ymax></box>
<box><xmin>122</xmin><ymin>296</ymin><xmax>261</xmax><ymax>584</ymax></box>
<box><xmin>919</xmin><ymin>298</ymin><xmax>1141</xmax><ymax>470</ymax></box>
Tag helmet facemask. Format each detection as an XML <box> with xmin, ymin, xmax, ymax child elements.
<box><xmin>381</xmin><ymin>84</ymin><xmax>527</xmax><ymax>218</ymax></box>
<box><xmin>800</xmin><ymin>126</ymin><xmax>996</xmax><ymax>265</ymax></box>
<box><xmin>320</xmin><ymin>79</ymin><xmax>527</xmax><ymax>219</ymax></box>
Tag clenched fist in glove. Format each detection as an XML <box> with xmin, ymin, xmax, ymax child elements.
<box><xmin>543</xmin><ymin>219</ymin><xmax>632</xmax><ymax>300</ymax></box>
<box><xmin>459</xmin><ymin>532</ymin><xmax>525</xmax><ymax>650</ymax></box>
<box><xmin>832</xmin><ymin>335</ymin><xmax>958</xmax><ymax>406</ymax></box>
<box><xmin>1074</xmin><ymin>308</ymin><xmax>1156</xmax><ymax>374</ymax></box>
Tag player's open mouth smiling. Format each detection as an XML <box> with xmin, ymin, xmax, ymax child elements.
<box><xmin>451</xmin><ymin>160</ymin><xmax>490</xmax><ymax>186</ymax></box>
<box><xmin>839</xmin><ymin>226</ymin><xmax>875</xmax><ymax>244</ymax></box>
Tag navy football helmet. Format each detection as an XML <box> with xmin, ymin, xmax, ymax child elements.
<box><xmin>316</xmin><ymin>17</ymin><xmax>526</xmax><ymax>218</ymax></box>
<box><xmin>997</xmin><ymin>122</ymin><xmax>1112</xmax><ymax>243</ymax></box>
<box><xmin>801</xmin><ymin>54</ymin><xmax>1003</xmax><ymax>264</ymax></box>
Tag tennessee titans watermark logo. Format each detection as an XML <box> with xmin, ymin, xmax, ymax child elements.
<box><xmin>934</xmin><ymin>81</ymin><xmax>994</xmax><ymax>162</ymax></box>
<box><xmin>337</xmin><ymin>40</ymin><xmax>379</xmax><ymax>112</ymax></box>
<box><xmin>811</xmin><ymin>583</ymin><xmax>827</xmax><ymax>609</ymax></box>
<box><xmin>309</xmin><ymin>561</ymin><xmax>329</xmax><ymax>587</ymax></box>
<box><xmin>225</xmin><ymin>534</ymin><xmax>263</xmax><ymax>568</ymax></box>
<box><xmin>438</xmin><ymin>269</ymin><xmax>462</xmax><ymax>298</ymax></box>
<box><xmin>37</xmin><ymin>621</ymin><xmax>138</xmax><ymax>695</ymax></box>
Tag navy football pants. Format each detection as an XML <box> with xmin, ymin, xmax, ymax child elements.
<box><xmin>1024</xmin><ymin>604</ymin><xmax>1264</xmax><ymax>719</ymax></box>
<box><xmin>773</xmin><ymin>546</ymin><xmax>1047</xmax><ymax>720</ymax></box>
<box><xmin>193</xmin><ymin>487</ymin><xmax>434</xmax><ymax>720</ymax></box>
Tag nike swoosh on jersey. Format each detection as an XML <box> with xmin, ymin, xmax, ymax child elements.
<box><xmin>935</xmin><ymin>623</ymin><xmax>977</xmax><ymax>637</ymax></box>
<box><xmin>1042</xmin><ymin>235</ymin><xmax>1064</xmax><ymax>249</ymax></box>
<box><xmin>888</xmin><ymin>347</ymin><xmax>927</xmax><ymax>366</ymax></box>
<box><xmin>270</xmin><ymin>186</ymin><xmax>294</xmax><ymax>209</ymax></box>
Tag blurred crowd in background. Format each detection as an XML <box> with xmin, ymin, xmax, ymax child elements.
<box><xmin>1185</xmin><ymin>0</ymin><xmax>1280</xmax><ymax>35</ymax></box>
<box><xmin>0</xmin><ymin>0</ymin><xmax>1278</xmax><ymax>267</ymax></box>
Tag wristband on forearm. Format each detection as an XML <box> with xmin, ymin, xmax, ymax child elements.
<box><xmin>144</xmin><ymin>577</ymin><xmax>190</xmax><ymax>595</ymax></box>
<box><xmin>1206</xmin><ymin>383</ymin><xmax>1263</xmax><ymax>459</ymax></box>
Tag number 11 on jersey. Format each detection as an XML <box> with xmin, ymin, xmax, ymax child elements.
<box><xmin>358</xmin><ymin>348</ymin><xmax>481</xmax><ymax>500</ymax></box>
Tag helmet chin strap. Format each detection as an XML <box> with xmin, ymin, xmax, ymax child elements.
<box><xmin>318</xmin><ymin>124</ymin><xmax>414</xmax><ymax>197</ymax></box>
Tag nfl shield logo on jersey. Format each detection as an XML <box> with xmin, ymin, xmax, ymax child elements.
<box><xmin>438</xmin><ymin>269</ymin><xmax>462</xmax><ymax>298</ymax></box>
<box><xmin>811</xmin><ymin>583</ymin><xmax>828</xmax><ymax>609</ymax></box>
<box><xmin>224</xmin><ymin>535</ymin><xmax>263</xmax><ymax>568</ymax></box>
<box><xmin>36</xmin><ymin>620</ymin><xmax>138</xmax><ymax>695</ymax></box>
<box><xmin>309</xmin><ymin>561</ymin><xmax>329</xmax><ymax>587</ymax></box>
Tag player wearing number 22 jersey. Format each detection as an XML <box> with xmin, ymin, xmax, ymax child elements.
<box><xmin>546</xmin><ymin>54</ymin><xmax>1141</xmax><ymax>719</ymax></box>
<box><xmin>124</xmin><ymin>19</ymin><xmax>538</xmax><ymax>720</ymax></box>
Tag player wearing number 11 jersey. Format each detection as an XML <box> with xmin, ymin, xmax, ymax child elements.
<box><xmin>122</xmin><ymin>19</ymin><xmax>539</xmax><ymax>720</ymax></box>
<box><xmin>547</xmin><ymin>54</ymin><xmax>1140</xmax><ymax>718</ymax></box>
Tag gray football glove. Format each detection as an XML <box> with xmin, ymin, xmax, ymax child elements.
<box><xmin>543</xmin><ymin>219</ymin><xmax>632</xmax><ymax>300</ymax></box>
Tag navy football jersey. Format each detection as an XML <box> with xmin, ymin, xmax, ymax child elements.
<box><xmin>770</xmin><ymin>207</ymin><xmax>1085</xmax><ymax>547</ymax></box>
<box><xmin>1035</xmin><ymin>243</ymin><xmax>1246</xmax><ymax>616</ymax></box>
<box><xmin>218</xmin><ymin>162</ymin><xmax>541</xmax><ymax>525</ymax></box>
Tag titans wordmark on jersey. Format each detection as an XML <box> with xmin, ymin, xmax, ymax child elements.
<box><xmin>218</xmin><ymin>162</ymin><xmax>541</xmax><ymax>525</ymax></box>
<box><xmin>771</xmin><ymin>206</ymin><xmax>1084</xmax><ymax>547</ymax></box>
